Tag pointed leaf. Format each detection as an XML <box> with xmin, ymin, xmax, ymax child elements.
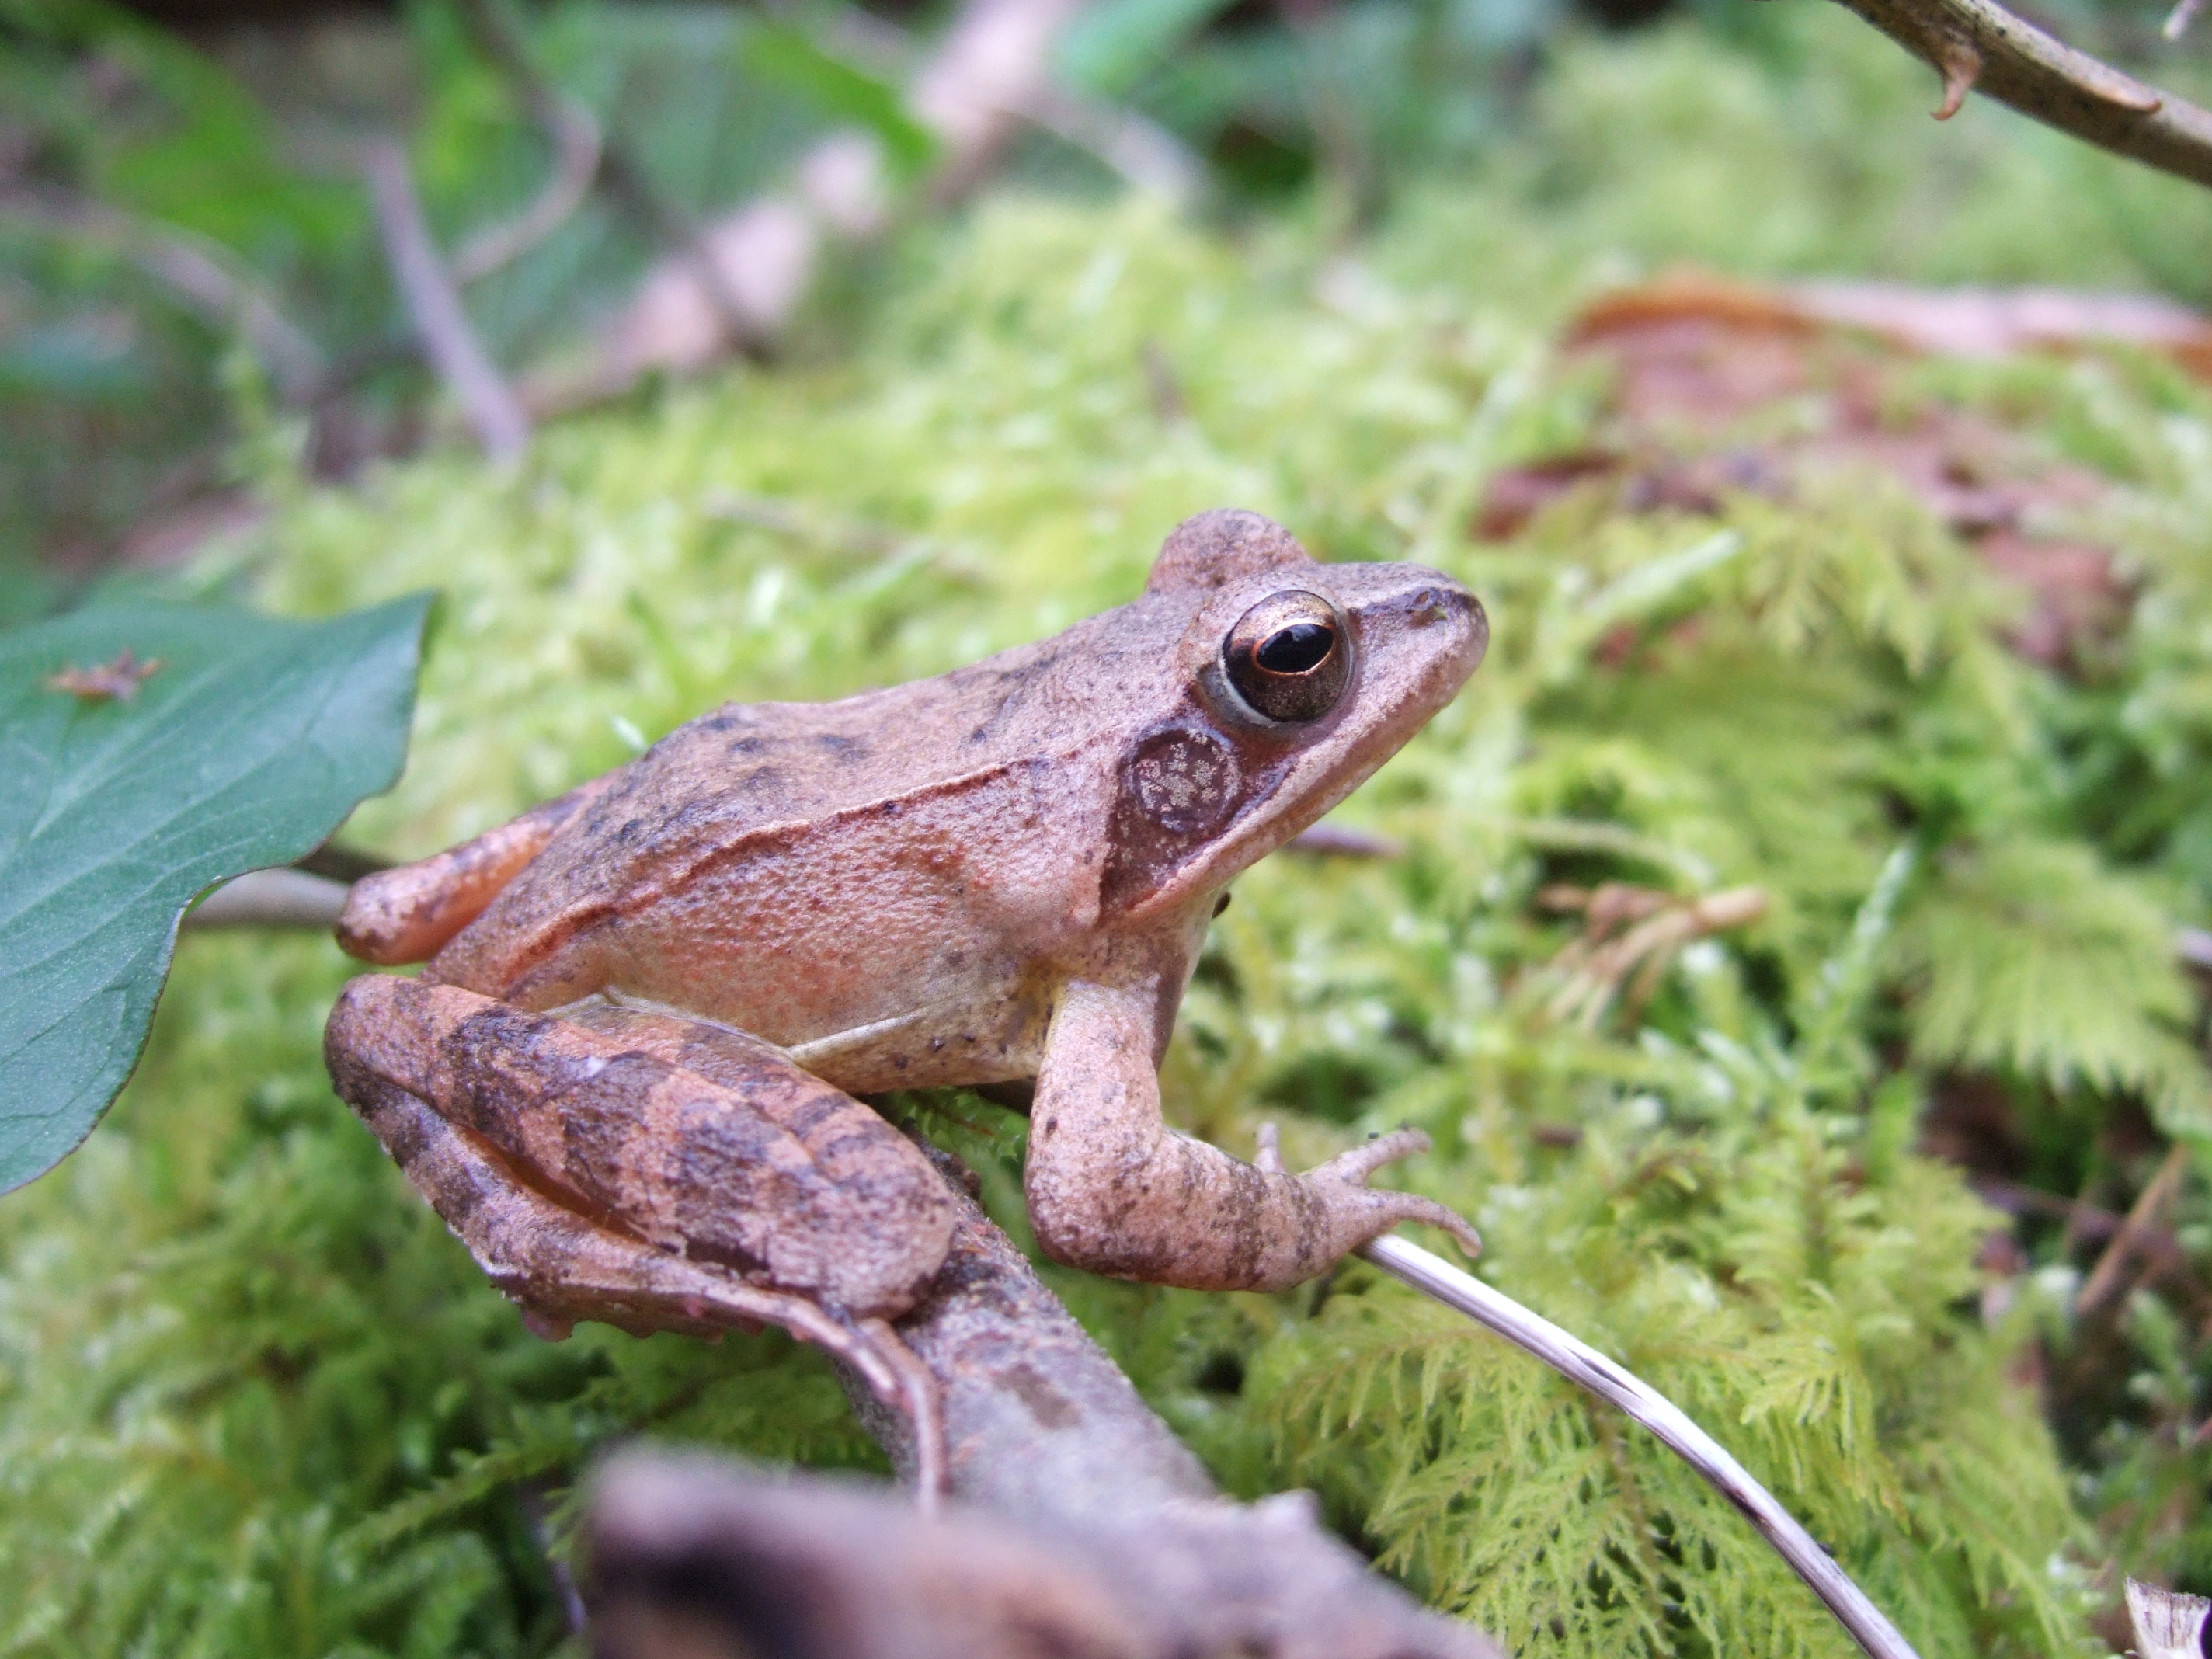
<box><xmin>0</xmin><ymin>593</ymin><xmax>431</xmax><ymax>1193</ymax></box>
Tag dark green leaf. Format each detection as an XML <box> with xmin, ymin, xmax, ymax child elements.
<box><xmin>0</xmin><ymin>593</ymin><xmax>431</xmax><ymax>1194</ymax></box>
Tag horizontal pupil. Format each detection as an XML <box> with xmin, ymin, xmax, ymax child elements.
<box><xmin>1256</xmin><ymin>622</ymin><xmax>1334</xmax><ymax>674</ymax></box>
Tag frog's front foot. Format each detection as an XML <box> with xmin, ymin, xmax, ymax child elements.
<box><xmin>1254</xmin><ymin>1122</ymin><xmax>1483</xmax><ymax>1261</ymax></box>
<box><xmin>1024</xmin><ymin>980</ymin><xmax>1481</xmax><ymax>1294</ymax></box>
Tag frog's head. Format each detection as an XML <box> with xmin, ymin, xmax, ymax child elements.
<box><xmin>1102</xmin><ymin>509</ymin><xmax>1486</xmax><ymax>918</ymax></box>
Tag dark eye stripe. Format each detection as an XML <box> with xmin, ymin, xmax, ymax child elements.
<box><xmin>1256</xmin><ymin>622</ymin><xmax>1335</xmax><ymax>675</ymax></box>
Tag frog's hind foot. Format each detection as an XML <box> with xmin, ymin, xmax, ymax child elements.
<box><xmin>325</xmin><ymin>972</ymin><xmax>957</xmax><ymax>1509</ymax></box>
<box><xmin>336</xmin><ymin>1063</ymin><xmax>948</xmax><ymax>1510</ymax></box>
<box><xmin>326</xmin><ymin>974</ymin><xmax>958</xmax><ymax>1318</ymax></box>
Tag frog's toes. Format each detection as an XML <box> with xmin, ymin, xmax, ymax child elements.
<box><xmin>1304</xmin><ymin>1128</ymin><xmax>1483</xmax><ymax>1261</ymax></box>
<box><xmin>1309</xmin><ymin>1125</ymin><xmax>1434</xmax><ymax>1186</ymax></box>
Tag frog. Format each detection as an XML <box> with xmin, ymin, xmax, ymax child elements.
<box><xmin>323</xmin><ymin>508</ymin><xmax>1487</xmax><ymax>1500</ymax></box>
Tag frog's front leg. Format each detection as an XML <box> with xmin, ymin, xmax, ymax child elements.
<box><xmin>324</xmin><ymin>976</ymin><xmax>955</xmax><ymax>1499</ymax></box>
<box><xmin>1022</xmin><ymin>979</ymin><xmax>1481</xmax><ymax>1292</ymax></box>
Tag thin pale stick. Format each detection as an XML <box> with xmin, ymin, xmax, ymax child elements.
<box><xmin>360</xmin><ymin>137</ymin><xmax>532</xmax><ymax>461</ymax></box>
<box><xmin>450</xmin><ymin>92</ymin><xmax>601</xmax><ymax>283</ymax></box>
<box><xmin>1360</xmin><ymin>1233</ymin><xmax>1924</xmax><ymax>1659</ymax></box>
<box><xmin>2</xmin><ymin>186</ymin><xmax>324</xmax><ymax>401</ymax></box>
<box><xmin>184</xmin><ymin>868</ymin><xmax>351</xmax><ymax>930</ymax></box>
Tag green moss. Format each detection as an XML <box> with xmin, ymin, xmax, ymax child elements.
<box><xmin>19</xmin><ymin>16</ymin><xmax>2212</xmax><ymax>1654</ymax></box>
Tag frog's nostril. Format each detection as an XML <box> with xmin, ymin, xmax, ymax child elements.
<box><xmin>1407</xmin><ymin>586</ymin><xmax>1461</xmax><ymax>627</ymax></box>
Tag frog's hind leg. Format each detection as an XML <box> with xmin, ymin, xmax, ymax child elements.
<box><xmin>325</xmin><ymin>976</ymin><xmax>954</xmax><ymax>1505</ymax></box>
<box><xmin>336</xmin><ymin>776</ymin><xmax>614</xmax><ymax>965</ymax></box>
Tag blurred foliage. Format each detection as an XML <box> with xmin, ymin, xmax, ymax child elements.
<box><xmin>10</xmin><ymin>0</ymin><xmax>2212</xmax><ymax>1656</ymax></box>
<box><xmin>5</xmin><ymin>0</ymin><xmax>2210</xmax><ymax>582</ymax></box>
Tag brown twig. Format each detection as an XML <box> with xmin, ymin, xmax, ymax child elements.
<box><xmin>1286</xmin><ymin>820</ymin><xmax>1404</xmax><ymax>859</ymax></box>
<box><xmin>586</xmin><ymin>1177</ymin><xmax>1503</xmax><ymax>1659</ymax></box>
<box><xmin>0</xmin><ymin>186</ymin><xmax>324</xmax><ymax>402</ymax></box>
<box><xmin>909</xmin><ymin>0</ymin><xmax>1088</xmax><ymax>202</ymax></box>
<box><xmin>445</xmin><ymin>0</ymin><xmax>604</xmax><ymax>284</ymax></box>
<box><xmin>1971</xmin><ymin>1174</ymin><xmax>2187</xmax><ymax>1263</ymax></box>
<box><xmin>2076</xmin><ymin>1142</ymin><xmax>2191</xmax><ymax>1317</ymax></box>
<box><xmin>587</xmin><ymin>1448</ymin><xmax>1500</xmax><ymax>1659</ymax></box>
<box><xmin>1968</xmin><ymin>1174</ymin><xmax>2212</xmax><ymax>1323</ymax></box>
<box><xmin>1537</xmin><ymin>883</ymin><xmax>1768</xmax><ymax>1030</ymax></box>
<box><xmin>1826</xmin><ymin>0</ymin><xmax>2212</xmax><ymax>189</ymax></box>
<box><xmin>359</xmin><ymin>136</ymin><xmax>532</xmax><ymax>461</ymax></box>
<box><xmin>816</xmin><ymin>1</ymin><xmax>1205</xmax><ymax>203</ymax></box>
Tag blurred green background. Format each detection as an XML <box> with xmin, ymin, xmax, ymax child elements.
<box><xmin>9</xmin><ymin>0</ymin><xmax>2212</xmax><ymax>1655</ymax></box>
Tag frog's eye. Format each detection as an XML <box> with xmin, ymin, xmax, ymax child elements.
<box><xmin>1222</xmin><ymin>590</ymin><xmax>1351</xmax><ymax>723</ymax></box>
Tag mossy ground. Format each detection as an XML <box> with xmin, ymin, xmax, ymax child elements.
<box><xmin>10</xmin><ymin>9</ymin><xmax>2212</xmax><ymax>1655</ymax></box>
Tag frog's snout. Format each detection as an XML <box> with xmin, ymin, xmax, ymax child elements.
<box><xmin>1390</xmin><ymin>573</ymin><xmax>1488</xmax><ymax>688</ymax></box>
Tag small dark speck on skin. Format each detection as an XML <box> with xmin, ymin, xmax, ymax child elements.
<box><xmin>930</xmin><ymin>1036</ymin><xmax>945</xmax><ymax>1052</ymax></box>
<box><xmin>729</xmin><ymin>767</ymin><xmax>787</xmax><ymax>800</ymax></box>
<box><xmin>728</xmin><ymin>735</ymin><xmax>769</xmax><ymax>755</ymax></box>
<box><xmin>1042</xmin><ymin>1117</ymin><xmax>1057</xmax><ymax>1136</ymax></box>
<box><xmin>1003</xmin><ymin>1361</ymin><xmax>1080</xmax><ymax>1430</ymax></box>
<box><xmin>816</xmin><ymin>732</ymin><xmax>867</xmax><ymax>760</ymax></box>
<box><xmin>1212</xmin><ymin>892</ymin><xmax>1231</xmax><ymax>917</ymax></box>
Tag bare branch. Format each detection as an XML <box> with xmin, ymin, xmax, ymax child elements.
<box><xmin>2166</xmin><ymin>0</ymin><xmax>2205</xmax><ymax>41</ymax></box>
<box><xmin>1363</xmin><ymin>1236</ymin><xmax>1925</xmax><ymax>1659</ymax></box>
<box><xmin>1827</xmin><ymin>0</ymin><xmax>2212</xmax><ymax>189</ymax></box>
<box><xmin>2075</xmin><ymin>1140</ymin><xmax>2190</xmax><ymax>1316</ymax></box>
<box><xmin>910</xmin><ymin>0</ymin><xmax>1087</xmax><ymax>202</ymax></box>
<box><xmin>0</xmin><ymin>185</ymin><xmax>324</xmax><ymax>402</ymax></box>
<box><xmin>359</xmin><ymin>135</ymin><xmax>532</xmax><ymax>461</ymax></box>
<box><xmin>586</xmin><ymin>1451</ymin><xmax>1500</xmax><ymax>1659</ymax></box>
<box><xmin>586</xmin><ymin>1180</ymin><xmax>1502</xmax><ymax>1659</ymax></box>
<box><xmin>184</xmin><ymin>868</ymin><xmax>352</xmax><ymax>931</ymax></box>
<box><xmin>1286</xmin><ymin>821</ymin><xmax>1404</xmax><ymax>858</ymax></box>
<box><xmin>536</xmin><ymin>0</ymin><xmax>1098</xmax><ymax>407</ymax></box>
<box><xmin>1016</xmin><ymin>86</ymin><xmax>1207</xmax><ymax>206</ymax></box>
<box><xmin>451</xmin><ymin>0</ymin><xmax>756</xmax><ymax>339</ymax></box>
<box><xmin>443</xmin><ymin>0</ymin><xmax>604</xmax><ymax>284</ymax></box>
<box><xmin>450</xmin><ymin>91</ymin><xmax>601</xmax><ymax>284</ymax></box>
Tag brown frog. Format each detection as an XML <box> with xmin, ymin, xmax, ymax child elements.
<box><xmin>324</xmin><ymin>509</ymin><xmax>1487</xmax><ymax>1497</ymax></box>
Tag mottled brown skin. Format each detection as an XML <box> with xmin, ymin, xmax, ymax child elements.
<box><xmin>324</xmin><ymin>510</ymin><xmax>1487</xmax><ymax>1487</ymax></box>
